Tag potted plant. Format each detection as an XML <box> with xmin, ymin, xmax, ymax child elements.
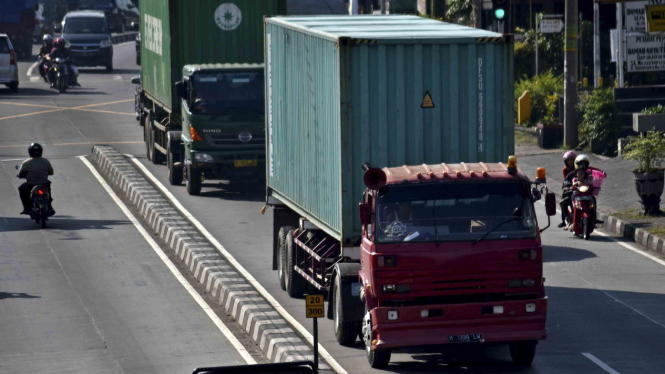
<box><xmin>622</xmin><ymin>130</ymin><xmax>665</xmax><ymax>216</ymax></box>
<box><xmin>633</xmin><ymin>104</ymin><xmax>665</xmax><ymax>133</ymax></box>
<box><xmin>536</xmin><ymin>93</ymin><xmax>563</xmax><ymax>149</ymax></box>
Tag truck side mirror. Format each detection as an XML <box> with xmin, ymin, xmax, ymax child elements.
<box><xmin>358</xmin><ymin>203</ymin><xmax>371</xmax><ymax>225</ymax></box>
<box><xmin>175</xmin><ymin>81</ymin><xmax>185</xmax><ymax>99</ymax></box>
<box><xmin>545</xmin><ymin>193</ymin><xmax>557</xmax><ymax>216</ymax></box>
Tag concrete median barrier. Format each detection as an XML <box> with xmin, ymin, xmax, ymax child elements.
<box><xmin>91</xmin><ymin>145</ymin><xmax>332</xmax><ymax>371</ymax></box>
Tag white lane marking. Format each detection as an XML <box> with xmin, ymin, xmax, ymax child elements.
<box><xmin>126</xmin><ymin>155</ymin><xmax>348</xmax><ymax>374</ymax></box>
<box><xmin>537</xmin><ymin>200</ymin><xmax>665</xmax><ymax>268</ymax></box>
<box><xmin>582</xmin><ymin>353</ymin><xmax>621</xmax><ymax>374</ymax></box>
<box><xmin>0</xmin><ymin>158</ymin><xmax>27</xmax><ymax>162</ymax></box>
<box><xmin>27</xmin><ymin>61</ymin><xmax>39</xmax><ymax>76</ymax></box>
<box><xmin>79</xmin><ymin>155</ymin><xmax>256</xmax><ymax>365</ymax></box>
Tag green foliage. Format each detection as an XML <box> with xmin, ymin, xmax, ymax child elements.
<box><xmin>577</xmin><ymin>88</ymin><xmax>619</xmax><ymax>147</ymax></box>
<box><xmin>514</xmin><ymin>70</ymin><xmax>563</xmax><ymax>126</ymax></box>
<box><xmin>642</xmin><ymin>104</ymin><xmax>665</xmax><ymax>115</ymax></box>
<box><xmin>514</xmin><ymin>42</ymin><xmax>534</xmax><ymax>80</ymax></box>
<box><xmin>446</xmin><ymin>0</ymin><xmax>474</xmax><ymax>26</ymax></box>
<box><xmin>542</xmin><ymin>94</ymin><xmax>560</xmax><ymax>125</ymax></box>
<box><xmin>519</xmin><ymin>17</ymin><xmax>564</xmax><ymax>76</ymax></box>
<box><xmin>623</xmin><ymin>130</ymin><xmax>665</xmax><ymax>173</ymax></box>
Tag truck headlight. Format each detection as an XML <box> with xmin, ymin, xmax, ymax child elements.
<box><xmin>100</xmin><ymin>39</ymin><xmax>112</xmax><ymax>48</ymax></box>
<box><xmin>195</xmin><ymin>153</ymin><xmax>214</xmax><ymax>163</ymax></box>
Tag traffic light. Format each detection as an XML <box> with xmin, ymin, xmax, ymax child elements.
<box><xmin>493</xmin><ymin>0</ymin><xmax>507</xmax><ymax>20</ymax></box>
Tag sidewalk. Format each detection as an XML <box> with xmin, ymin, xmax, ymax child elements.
<box><xmin>515</xmin><ymin>130</ymin><xmax>665</xmax><ymax>255</ymax></box>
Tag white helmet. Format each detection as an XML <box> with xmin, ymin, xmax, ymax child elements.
<box><xmin>43</xmin><ymin>34</ymin><xmax>53</xmax><ymax>43</ymax></box>
<box><xmin>574</xmin><ymin>154</ymin><xmax>590</xmax><ymax>170</ymax></box>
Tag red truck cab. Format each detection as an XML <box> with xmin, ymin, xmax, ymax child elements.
<box><xmin>356</xmin><ymin>159</ymin><xmax>556</xmax><ymax>368</ymax></box>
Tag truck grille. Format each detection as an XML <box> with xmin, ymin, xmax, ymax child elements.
<box><xmin>381</xmin><ymin>292</ymin><xmax>539</xmax><ymax>307</ymax></box>
<box><xmin>71</xmin><ymin>44</ymin><xmax>101</xmax><ymax>52</ymax></box>
<box><xmin>206</xmin><ymin>134</ymin><xmax>265</xmax><ymax>149</ymax></box>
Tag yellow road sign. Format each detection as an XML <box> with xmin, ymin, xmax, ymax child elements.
<box><xmin>305</xmin><ymin>295</ymin><xmax>324</xmax><ymax>318</ymax></box>
<box><xmin>647</xmin><ymin>5</ymin><xmax>665</xmax><ymax>33</ymax></box>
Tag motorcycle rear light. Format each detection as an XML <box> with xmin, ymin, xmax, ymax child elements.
<box><xmin>37</xmin><ymin>190</ymin><xmax>45</xmax><ymax>195</ymax></box>
<box><xmin>521</xmin><ymin>278</ymin><xmax>537</xmax><ymax>287</ymax></box>
<box><xmin>377</xmin><ymin>256</ymin><xmax>396</xmax><ymax>267</ymax></box>
<box><xmin>10</xmin><ymin>50</ymin><xmax>16</xmax><ymax>65</ymax></box>
<box><xmin>519</xmin><ymin>249</ymin><xmax>537</xmax><ymax>260</ymax></box>
<box><xmin>508</xmin><ymin>279</ymin><xmax>522</xmax><ymax>288</ymax></box>
<box><xmin>387</xmin><ymin>310</ymin><xmax>399</xmax><ymax>321</ymax></box>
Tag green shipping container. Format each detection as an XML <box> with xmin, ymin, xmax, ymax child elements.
<box><xmin>139</xmin><ymin>0</ymin><xmax>286</xmax><ymax>113</ymax></box>
<box><xmin>265</xmin><ymin>15</ymin><xmax>515</xmax><ymax>245</ymax></box>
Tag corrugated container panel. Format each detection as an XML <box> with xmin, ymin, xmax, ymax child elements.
<box><xmin>140</xmin><ymin>0</ymin><xmax>286</xmax><ymax>112</ymax></box>
<box><xmin>266</xmin><ymin>15</ymin><xmax>515</xmax><ymax>244</ymax></box>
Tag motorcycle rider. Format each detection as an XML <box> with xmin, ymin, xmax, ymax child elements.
<box><xmin>17</xmin><ymin>143</ymin><xmax>55</xmax><ymax>217</ymax></box>
<box><xmin>559</xmin><ymin>153</ymin><xmax>607</xmax><ymax>227</ymax></box>
<box><xmin>561</xmin><ymin>154</ymin><xmax>605</xmax><ymax>229</ymax></box>
<box><xmin>38</xmin><ymin>35</ymin><xmax>54</xmax><ymax>82</ymax></box>
<box><xmin>50</xmin><ymin>38</ymin><xmax>80</xmax><ymax>87</ymax></box>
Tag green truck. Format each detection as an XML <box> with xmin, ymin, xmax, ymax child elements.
<box><xmin>133</xmin><ymin>0</ymin><xmax>346</xmax><ymax>194</ymax></box>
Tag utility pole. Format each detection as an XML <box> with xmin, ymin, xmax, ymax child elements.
<box><xmin>564</xmin><ymin>0</ymin><xmax>579</xmax><ymax>147</ymax></box>
<box><xmin>594</xmin><ymin>0</ymin><xmax>601</xmax><ymax>88</ymax></box>
<box><xmin>616</xmin><ymin>2</ymin><xmax>624</xmax><ymax>87</ymax></box>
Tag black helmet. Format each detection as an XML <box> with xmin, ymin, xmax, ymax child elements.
<box><xmin>28</xmin><ymin>143</ymin><xmax>43</xmax><ymax>157</ymax></box>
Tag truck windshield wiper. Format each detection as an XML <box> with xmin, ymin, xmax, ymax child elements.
<box><xmin>472</xmin><ymin>216</ymin><xmax>523</xmax><ymax>246</ymax></box>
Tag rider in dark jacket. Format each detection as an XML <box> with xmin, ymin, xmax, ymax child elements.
<box><xmin>17</xmin><ymin>143</ymin><xmax>55</xmax><ymax>216</ymax></box>
<box><xmin>38</xmin><ymin>35</ymin><xmax>54</xmax><ymax>82</ymax></box>
<box><xmin>50</xmin><ymin>38</ymin><xmax>79</xmax><ymax>86</ymax></box>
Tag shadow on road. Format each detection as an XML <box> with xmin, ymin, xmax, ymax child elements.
<box><xmin>543</xmin><ymin>245</ymin><xmax>597</xmax><ymax>263</ymax></box>
<box><xmin>79</xmin><ymin>68</ymin><xmax>139</xmax><ymax>75</ymax></box>
<box><xmin>0</xmin><ymin>217</ymin><xmax>131</xmax><ymax>232</ymax></box>
<box><xmin>0</xmin><ymin>87</ymin><xmax>60</xmax><ymax>97</ymax></box>
<box><xmin>0</xmin><ymin>292</ymin><xmax>41</xmax><ymax>300</ymax></box>
<box><xmin>197</xmin><ymin>181</ymin><xmax>265</xmax><ymax>202</ymax></box>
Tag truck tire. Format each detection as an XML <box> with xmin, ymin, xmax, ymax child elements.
<box><xmin>167</xmin><ymin>143</ymin><xmax>183</xmax><ymax>186</ymax></box>
<box><xmin>364</xmin><ymin>304</ymin><xmax>391</xmax><ymax>368</ymax></box>
<box><xmin>151</xmin><ymin>128</ymin><xmax>165</xmax><ymax>165</ymax></box>
<box><xmin>285</xmin><ymin>229</ymin><xmax>306</xmax><ymax>298</ymax></box>
<box><xmin>333</xmin><ymin>278</ymin><xmax>360</xmax><ymax>346</ymax></box>
<box><xmin>144</xmin><ymin>115</ymin><xmax>152</xmax><ymax>161</ymax></box>
<box><xmin>277</xmin><ymin>225</ymin><xmax>295</xmax><ymax>291</ymax></box>
<box><xmin>186</xmin><ymin>165</ymin><xmax>202</xmax><ymax>196</ymax></box>
<box><xmin>510</xmin><ymin>341</ymin><xmax>537</xmax><ymax>366</ymax></box>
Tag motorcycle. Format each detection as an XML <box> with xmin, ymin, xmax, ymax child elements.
<box><xmin>39</xmin><ymin>54</ymin><xmax>51</xmax><ymax>82</ymax></box>
<box><xmin>48</xmin><ymin>56</ymin><xmax>70</xmax><ymax>93</ymax></box>
<box><xmin>15</xmin><ymin>165</ymin><xmax>52</xmax><ymax>228</ymax></box>
<box><xmin>565</xmin><ymin>181</ymin><xmax>598</xmax><ymax>240</ymax></box>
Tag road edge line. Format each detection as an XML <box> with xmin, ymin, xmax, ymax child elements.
<box><xmin>79</xmin><ymin>155</ymin><xmax>257</xmax><ymax>365</ymax></box>
<box><xmin>126</xmin><ymin>154</ymin><xmax>347</xmax><ymax>374</ymax></box>
<box><xmin>581</xmin><ymin>353</ymin><xmax>621</xmax><ymax>374</ymax></box>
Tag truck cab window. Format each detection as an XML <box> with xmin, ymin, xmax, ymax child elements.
<box><xmin>376</xmin><ymin>182</ymin><xmax>537</xmax><ymax>243</ymax></box>
<box><xmin>190</xmin><ymin>71</ymin><xmax>265</xmax><ymax>116</ymax></box>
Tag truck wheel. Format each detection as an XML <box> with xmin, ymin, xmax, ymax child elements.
<box><xmin>277</xmin><ymin>225</ymin><xmax>295</xmax><ymax>291</ymax></box>
<box><xmin>167</xmin><ymin>146</ymin><xmax>183</xmax><ymax>185</ymax></box>
<box><xmin>186</xmin><ymin>166</ymin><xmax>202</xmax><ymax>196</ymax></box>
<box><xmin>364</xmin><ymin>304</ymin><xmax>391</xmax><ymax>368</ymax></box>
<box><xmin>510</xmin><ymin>341</ymin><xmax>537</xmax><ymax>366</ymax></box>
<box><xmin>136</xmin><ymin>53</ymin><xmax>141</xmax><ymax>65</ymax></box>
<box><xmin>285</xmin><ymin>229</ymin><xmax>306</xmax><ymax>298</ymax></box>
<box><xmin>151</xmin><ymin>128</ymin><xmax>165</xmax><ymax>165</ymax></box>
<box><xmin>333</xmin><ymin>278</ymin><xmax>360</xmax><ymax>346</ymax></box>
<box><xmin>144</xmin><ymin>116</ymin><xmax>152</xmax><ymax>161</ymax></box>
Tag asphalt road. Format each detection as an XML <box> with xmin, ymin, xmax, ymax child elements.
<box><xmin>2</xmin><ymin>41</ymin><xmax>665</xmax><ymax>374</ymax></box>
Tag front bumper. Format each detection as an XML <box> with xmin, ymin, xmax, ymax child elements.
<box><xmin>371</xmin><ymin>297</ymin><xmax>547</xmax><ymax>350</ymax></box>
<box><xmin>189</xmin><ymin>150</ymin><xmax>265</xmax><ymax>179</ymax></box>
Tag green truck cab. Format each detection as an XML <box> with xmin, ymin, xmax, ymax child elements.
<box><xmin>170</xmin><ymin>63</ymin><xmax>265</xmax><ymax>194</ymax></box>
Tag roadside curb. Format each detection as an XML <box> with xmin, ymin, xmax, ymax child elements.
<box><xmin>111</xmin><ymin>32</ymin><xmax>137</xmax><ymax>44</ymax></box>
<box><xmin>597</xmin><ymin>212</ymin><xmax>665</xmax><ymax>255</ymax></box>
<box><xmin>91</xmin><ymin>145</ymin><xmax>333</xmax><ymax>372</ymax></box>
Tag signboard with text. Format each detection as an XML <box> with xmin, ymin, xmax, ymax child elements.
<box><xmin>540</xmin><ymin>19</ymin><xmax>563</xmax><ymax>33</ymax></box>
<box><xmin>305</xmin><ymin>295</ymin><xmax>324</xmax><ymax>318</ymax></box>
<box><xmin>647</xmin><ymin>4</ymin><xmax>665</xmax><ymax>32</ymax></box>
<box><xmin>625</xmin><ymin>1</ymin><xmax>663</xmax><ymax>33</ymax></box>
<box><xmin>626</xmin><ymin>34</ymin><xmax>665</xmax><ymax>72</ymax></box>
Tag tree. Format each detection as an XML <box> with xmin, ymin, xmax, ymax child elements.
<box><xmin>446</xmin><ymin>0</ymin><xmax>474</xmax><ymax>26</ymax></box>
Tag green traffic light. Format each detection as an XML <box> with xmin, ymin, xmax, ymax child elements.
<box><xmin>495</xmin><ymin>8</ymin><xmax>505</xmax><ymax>20</ymax></box>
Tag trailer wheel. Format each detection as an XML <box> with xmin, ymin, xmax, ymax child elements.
<box><xmin>333</xmin><ymin>278</ymin><xmax>360</xmax><ymax>346</ymax></box>
<box><xmin>285</xmin><ymin>229</ymin><xmax>306</xmax><ymax>298</ymax></box>
<box><xmin>151</xmin><ymin>128</ymin><xmax>166</xmax><ymax>165</ymax></box>
<box><xmin>364</xmin><ymin>304</ymin><xmax>391</xmax><ymax>368</ymax></box>
<box><xmin>144</xmin><ymin>116</ymin><xmax>152</xmax><ymax>161</ymax></box>
<box><xmin>510</xmin><ymin>341</ymin><xmax>537</xmax><ymax>366</ymax></box>
<box><xmin>167</xmin><ymin>144</ymin><xmax>183</xmax><ymax>185</ymax></box>
<box><xmin>186</xmin><ymin>166</ymin><xmax>202</xmax><ymax>196</ymax></box>
<box><xmin>277</xmin><ymin>226</ymin><xmax>295</xmax><ymax>291</ymax></box>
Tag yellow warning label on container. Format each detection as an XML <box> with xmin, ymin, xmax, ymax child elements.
<box><xmin>421</xmin><ymin>92</ymin><xmax>435</xmax><ymax>108</ymax></box>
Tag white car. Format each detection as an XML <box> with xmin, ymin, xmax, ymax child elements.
<box><xmin>0</xmin><ymin>34</ymin><xmax>19</xmax><ymax>93</ymax></box>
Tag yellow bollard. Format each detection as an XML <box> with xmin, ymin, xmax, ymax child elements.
<box><xmin>598</xmin><ymin>77</ymin><xmax>603</xmax><ymax>87</ymax></box>
<box><xmin>583</xmin><ymin>78</ymin><xmax>588</xmax><ymax>88</ymax></box>
<box><xmin>518</xmin><ymin>91</ymin><xmax>531</xmax><ymax>125</ymax></box>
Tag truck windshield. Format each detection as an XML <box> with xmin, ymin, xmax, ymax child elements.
<box><xmin>64</xmin><ymin>17</ymin><xmax>107</xmax><ymax>34</ymax></box>
<box><xmin>192</xmin><ymin>71</ymin><xmax>264</xmax><ymax>116</ymax></box>
<box><xmin>375</xmin><ymin>182</ymin><xmax>537</xmax><ymax>243</ymax></box>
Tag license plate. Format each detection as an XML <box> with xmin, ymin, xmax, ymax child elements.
<box><xmin>448</xmin><ymin>334</ymin><xmax>482</xmax><ymax>343</ymax></box>
<box><xmin>234</xmin><ymin>159</ymin><xmax>257</xmax><ymax>167</ymax></box>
